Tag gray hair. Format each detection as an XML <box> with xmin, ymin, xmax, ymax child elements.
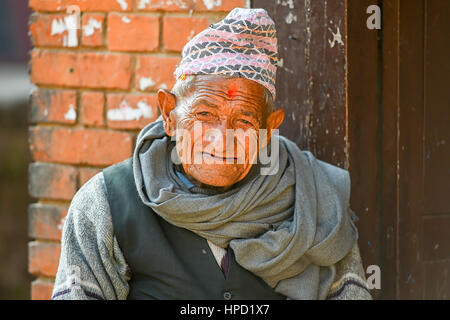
<box><xmin>171</xmin><ymin>75</ymin><xmax>274</xmax><ymax>114</ymax></box>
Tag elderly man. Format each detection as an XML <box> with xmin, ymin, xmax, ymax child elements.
<box><xmin>52</xmin><ymin>8</ymin><xmax>371</xmax><ymax>300</ymax></box>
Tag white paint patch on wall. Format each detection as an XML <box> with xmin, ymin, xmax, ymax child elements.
<box><xmin>187</xmin><ymin>30</ymin><xmax>196</xmax><ymax>42</ymax></box>
<box><xmin>51</xmin><ymin>15</ymin><xmax>78</xmax><ymax>47</ymax></box>
<box><xmin>136</xmin><ymin>101</ymin><xmax>154</xmax><ymax>119</ymax></box>
<box><xmin>116</xmin><ymin>0</ymin><xmax>128</xmax><ymax>10</ymax></box>
<box><xmin>138</xmin><ymin>0</ymin><xmax>150</xmax><ymax>9</ymax></box>
<box><xmin>203</xmin><ymin>0</ymin><xmax>222</xmax><ymax>10</ymax></box>
<box><xmin>83</xmin><ymin>18</ymin><xmax>102</xmax><ymax>37</ymax></box>
<box><xmin>57</xmin><ymin>217</ymin><xmax>66</xmax><ymax>231</ymax></box>
<box><xmin>278</xmin><ymin>0</ymin><xmax>294</xmax><ymax>9</ymax></box>
<box><xmin>277</xmin><ymin>58</ymin><xmax>284</xmax><ymax>68</ymax></box>
<box><xmin>107</xmin><ymin>100</ymin><xmax>154</xmax><ymax>121</ymax></box>
<box><xmin>51</xmin><ymin>19</ymin><xmax>66</xmax><ymax>35</ymax></box>
<box><xmin>64</xmin><ymin>104</ymin><xmax>77</xmax><ymax>121</ymax></box>
<box><xmin>122</xmin><ymin>16</ymin><xmax>131</xmax><ymax>24</ymax></box>
<box><xmin>284</xmin><ymin>67</ymin><xmax>294</xmax><ymax>74</ymax></box>
<box><xmin>64</xmin><ymin>15</ymin><xmax>78</xmax><ymax>47</ymax></box>
<box><xmin>139</xmin><ymin>0</ymin><xmax>188</xmax><ymax>9</ymax></box>
<box><xmin>328</xmin><ymin>26</ymin><xmax>344</xmax><ymax>48</ymax></box>
<box><xmin>285</xmin><ymin>12</ymin><xmax>297</xmax><ymax>24</ymax></box>
<box><xmin>139</xmin><ymin>77</ymin><xmax>156</xmax><ymax>91</ymax></box>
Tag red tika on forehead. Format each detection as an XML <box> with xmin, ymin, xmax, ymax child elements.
<box><xmin>227</xmin><ymin>82</ymin><xmax>238</xmax><ymax>99</ymax></box>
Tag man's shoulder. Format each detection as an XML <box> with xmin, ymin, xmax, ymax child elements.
<box><xmin>74</xmin><ymin>171</ymin><xmax>107</xmax><ymax>205</ymax></box>
<box><xmin>103</xmin><ymin>157</ymin><xmax>133</xmax><ymax>177</ymax></box>
<box><xmin>102</xmin><ymin>157</ymin><xmax>135</xmax><ymax>195</ymax></box>
<box><xmin>74</xmin><ymin>157</ymin><xmax>133</xmax><ymax>209</ymax></box>
<box><xmin>70</xmin><ymin>171</ymin><xmax>112</xmax><ymax>227</ymax></box>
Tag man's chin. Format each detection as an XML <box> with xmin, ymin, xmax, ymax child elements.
<box><xmin>183</xmin><ymin>164</ymin><xmax>251</xmax><ymax>188</ymax></box>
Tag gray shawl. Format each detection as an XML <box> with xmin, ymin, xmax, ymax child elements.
<box><xmin>132</xmin><ymin>118</ymin><xmax>358</xmax><ymax>300</ymax></box>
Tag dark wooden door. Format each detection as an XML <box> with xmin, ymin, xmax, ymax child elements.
<box><xmin>347</xmin><ymin>0</ymin><xmax>450</xmax><ymax>299</ymax></box>
<box><xmin>376</xmin><ymin>0</ymin><xmax>450</xmax><ymax>299</ymax></box>
<box><xmin>395</xmin><ymin>0</ymin><xmax>450</xmax><ymax>299</ymax></box>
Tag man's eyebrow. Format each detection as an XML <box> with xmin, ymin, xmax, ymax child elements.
<box><xmin>235</xmin><ymin>109</ymin><xmax>262</xmax><ymax>124</ymax></box>
<box><xmin>239</xmin><ymin>110</ymin><xmax>258</xmax><ymax>118</ymax></box>
<box><xmin>191</xmin><ymin>99</ymin><xmax>219</xmax><ymax>109</ymax></box>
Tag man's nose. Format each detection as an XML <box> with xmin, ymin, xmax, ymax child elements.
<box><xmin>204</xmin><ymin>121</ymin><xmax>235</xmax><ymax>154</ymax></box>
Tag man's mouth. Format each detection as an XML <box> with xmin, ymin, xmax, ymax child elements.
<box><xmin>201</xmin><ymin>152</ymin><xmax>238</xmax><ymax>161</ymax></box>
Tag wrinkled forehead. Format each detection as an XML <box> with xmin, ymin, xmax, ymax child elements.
<box><xmin>188</xmin><ymin>75</ymin><xmax>267</xmax><ymax>108</ymax></box>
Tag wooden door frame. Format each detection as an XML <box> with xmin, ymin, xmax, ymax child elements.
<box><xmin>379</xmin><ymin>0</ymin><xmax>400</xmax><ymax>300</ymax></box>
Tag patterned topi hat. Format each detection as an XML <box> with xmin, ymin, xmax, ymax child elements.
<box><xmin>174</xmin><ymin>8</ymin><xmax>278</xmax><ymax>99</ymax></box>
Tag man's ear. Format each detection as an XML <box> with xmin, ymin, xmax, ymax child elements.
<box><xmin>157</xmin><ymin>89</ymin><xmax>177</xmax><ymax>136</ymax></box>
<box><xmin>260</xmin><ymin>109</ymin><xmax>284</xmax><ymax>149</ymax></box>
<box><xmin>267</xmin><ymin>109</ymin><xmax>285</xmax><ymax>133</ymax></box>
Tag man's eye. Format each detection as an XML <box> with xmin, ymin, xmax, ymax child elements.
<box><xmin>238</xmin><ymin>119</ymin><xmax>252</xmax><ymax>125</ymax></box>
<box><xmin>195</xmin><ymin>111</ymin><xmax>215</xmax><ymax>121</ymax></box>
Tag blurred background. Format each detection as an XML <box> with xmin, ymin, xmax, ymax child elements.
<box><xmin>0</xmin><ymin>0</ymin><xmax>34</xmax><ymax>299</ymax></box>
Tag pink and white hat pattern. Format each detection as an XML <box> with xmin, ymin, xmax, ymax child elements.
<box><xmin>174</xmin><ymin>8</ymin><xmax>278</xmax><ymax>98</ymax></box>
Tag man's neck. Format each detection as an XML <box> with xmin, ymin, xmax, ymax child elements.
<box><xmin>174</xmin><ymin>164</ymin><xmax>232</xmax><ymax>193</ymax></box>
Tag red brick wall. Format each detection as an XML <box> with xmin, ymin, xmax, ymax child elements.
<box><xmin>28</xmin><ymin>0</ymin><xmax>247</xmax><ymax>300</ymax></box>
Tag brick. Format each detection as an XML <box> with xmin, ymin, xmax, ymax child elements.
<box><xmin>29</xmin><ymin>89</ymin><xmax>77</xmax><ymax>124</ymax></box>
<box><xmin>28</xmin><ymin>203</ymin><xmax>68</xmax><ymax>241</ymax></box>
<box><xmin>29</xmin><ymin>13</ymin><xmax>80</xmax><ymax>48</ymax></box>
<box><xmin>136</xmin><ymin>0</ymin><xmax>193</xmax><ymax>11</ymax></box>
<box><xmin>81</xmin><ymin>92</ymin><xmax>105</xmax><ymax>127</ymax></box>
<box><xmin>79</xmin><ymin>167</ymin><xmax>102</xmax><ymax>186</ymax></box>
<box><xmin>28</xmin><ymin>241</ymin><xmax>61</xmax><ymax>278</ymax></box>
<box><xmin>107</xmin><ymin>94</ymin><xmax>159</xmax><ymax>129</ymax></box>
<box><xmin>108</xmin><ymin>14</ymin><xmax>159</xmax><ymax>52</ymax></box>
<box><xmin>136</xmin><ymin>56</ymin><xmax>180</xmax><ymax>92</ymax></box>
<box><xmin>108</xmin><ymin>13</ymin><xmax>159</xmax><ymax>52</ymax></box>
<box><xmin>29</xmin><ymin>163</ymin><xmax>78</xmax><ymax>201</ymax></box>
<box><xmin>29</xmin><ymin>127</ymin><xmax>134</xmax><ymax>166</ymax></box>
<box><xmin>31</xmin><ymin>279</ymin><xmax>54</xmax><ymax>300</ymax></box>
<box><xmin>194</xmin><ymin>0</ymin><xmax>246</xmax><ymax>11</ymax></box>
<box><xmin>163</xmin><ymin>16</ymin><xmax>210</xmax><ymax>52</ymax></box>
<box><xmin>30</xmin><ymin>50</ymin><xmax>132</xmax><ymax>90</ymax></box>
<box><xmin>81</xmin><ymin>13</ymin><xmax>105</xmax><ymax>47</ymax></box>
<box><xmin>29</xmin><ymin>0</ymin><xmax>132</xmax><ymax>12</ymax></box>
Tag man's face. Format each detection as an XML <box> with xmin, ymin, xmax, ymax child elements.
<box><xmin>159</xmin><ymin>75</ymin><xmax>284</xmax><ymax>188</ymax></box>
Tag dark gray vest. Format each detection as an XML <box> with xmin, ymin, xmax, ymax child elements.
<box><xmin>102</xmin><ymin>158</ymin><xmax>285</xmax><ymax>300</ymax></box>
